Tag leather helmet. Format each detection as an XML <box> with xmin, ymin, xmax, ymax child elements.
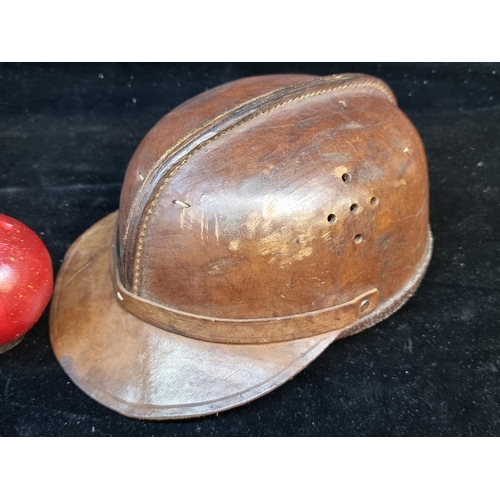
<box><xmin>50</xmin><ymin>73</ymin><xmax>432</xmax><ymax>419</ymax></box>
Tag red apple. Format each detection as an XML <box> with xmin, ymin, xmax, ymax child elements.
<box><xmin>0</xmin><ymin>214</ymin><xmax>53</xmax><ymax>352</ymax></box>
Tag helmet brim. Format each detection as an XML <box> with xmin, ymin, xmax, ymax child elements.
<box><xmin>50</xmin><ymin>212</ymin><xmax>345</xmax><ymax>419</ymax></box>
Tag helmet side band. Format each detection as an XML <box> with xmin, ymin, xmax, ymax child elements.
<box><xmin>111</xmin><ymin>221</ymin><xmax>433</xmax><ymax>345</ymax></box>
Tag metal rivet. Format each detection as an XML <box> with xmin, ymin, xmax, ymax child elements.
<box><xmin>360</xmin><ymin>299</ymin><xmax>370</xmax><ymax>312</ymax></box>
<box><xmin>173</xmin><ymin>200</ymin><xmax>190</xmax><ymax>208</ymax></box>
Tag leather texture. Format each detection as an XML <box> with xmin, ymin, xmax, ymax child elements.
<box><xmin>50</xmin><ymin>73</ymin><xmax>432</xmax><ymax>420</ymax></box>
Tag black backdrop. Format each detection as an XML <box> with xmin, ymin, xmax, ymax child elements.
<box><xmin>1</xmin><ymin>62</ymin><xmax>499</xmax><ymax>436</ymax></box>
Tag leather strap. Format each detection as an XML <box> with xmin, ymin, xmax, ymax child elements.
<box><xmin>111</xmin><ymin>224</ymin><xmax>379</xmax><ymax>344</ymax></box>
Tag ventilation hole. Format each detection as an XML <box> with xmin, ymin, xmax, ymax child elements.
<box><xmin>350</xmin><ymin>203</ymin><xmax>359</xmax><ymax>213</ymax></box>
<box><xmin>370</xmin><ymin>196</ymin><xmax>378</xmax><ymax>206</ymax></box>
<box><xmin>354</xmin><ymin>234</ymin><xmax>363</xmax><ymax>244</ymax></box>
<box><xmin>342</xmin><ymin>173</ymin><xmax>351</xmax><ymax>183</ymax></box>
<box><xmin>327</xmin><ymin>214</ymin><xmax>337</xmax><ymax>224</ymax></box>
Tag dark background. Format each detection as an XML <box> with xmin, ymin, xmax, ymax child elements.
<box><xmin>0</xmin><ymin>62</ymin><xmax>499</xmax><ymax>436</ymax></box>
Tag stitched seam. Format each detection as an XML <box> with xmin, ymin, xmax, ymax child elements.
<box><xmin>122</xmin><ymin>75</ymin><xmax>366</xmax><ymax>247</ymax></box>
<box><xmin>132</xmin><ymin>79</ymin><xmax>394</xmax><ymax>293</ymax></box>
<box><xmin>122</xmin><ymin>88</ymin><xmax>285</xmax><ymax>247</ymax></box>
<box><xmin>123</xmin><ymin>76</ymin><xmax>394</xmax><ymax>250</ymax></box>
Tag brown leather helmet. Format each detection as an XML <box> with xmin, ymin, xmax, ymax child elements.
<box><xmin>50</xmin><ymin>73</ymin><xmax>432</xmax><ymax>420</ymax></box>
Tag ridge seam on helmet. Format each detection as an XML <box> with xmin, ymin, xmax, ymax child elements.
<box><xmin>122</xmin><ymin>74</ymin><xmax>393</xmax><ymax>251</ymax></box>
<box><xmin>131</xmin><ymin>78</ymin><xmax>396</xmax><ymax>294</ymax></box>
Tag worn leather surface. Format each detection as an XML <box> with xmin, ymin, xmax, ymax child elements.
<box><xmin>1</xmin><ymin>63</ymin><xmax>499</xmax><ymax>434</ymax></box>
<box><xmin>48</xmin><ymin>73</ymin><xmax>432</xmax><ymax>419</ymax></box>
